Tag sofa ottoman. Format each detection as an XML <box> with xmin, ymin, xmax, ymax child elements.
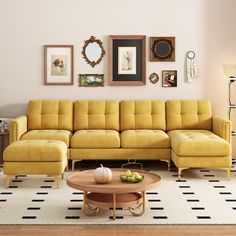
<box><xmin>168</xmin><ymin>130</ymin><xmax>231</xmax><ymax>178</ymax></box>
<box><xmin>3</xmin><ymin>140</ymin><xmax>68</xmax><ymax>188</ymax></box>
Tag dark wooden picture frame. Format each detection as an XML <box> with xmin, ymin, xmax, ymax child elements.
<box><xmin>108</xmin><ymin>35</ymin><xmax>146</xmax><ymax>86</ymax></box>
<box><xmin>162</xmin><ymin>70</ymin><xmax>177</xmax><ymax>87</ymax></box>
<box><xmin>150</xmin><ymin>37</ymin><xmax>175</xmax><ymax>62</ymax></box>
<box><xmin>79</xmin><ymin>74</ymin><xmax>104</xmax><ymax>87</ymax></box>
<box><xmin>44</xmin><ymin>45</ymin><xmax>74</xmax><ymax>85</ymax></box>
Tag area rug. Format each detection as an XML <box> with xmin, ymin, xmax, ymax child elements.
<box><xmin>1</xmin><ymin>160</ymin><xmax>236</xmax><ymax>225</ymax></box>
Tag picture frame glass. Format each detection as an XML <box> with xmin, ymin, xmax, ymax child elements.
<box><xmin>118</xmin><ymin>47</ymin><xmax>136</xmax><ymax>75</ymax></box>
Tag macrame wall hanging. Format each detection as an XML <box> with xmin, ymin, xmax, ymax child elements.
<box><xmin>186</xmin><ymin>51</ymin><xmax>198</xmax><ymax>83</ymax></box>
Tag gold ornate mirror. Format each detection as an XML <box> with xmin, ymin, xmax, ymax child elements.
<box><xmin>82</xmin><ymin>36</ymin><xmax>105</xmax><ymax>67</ymax></box>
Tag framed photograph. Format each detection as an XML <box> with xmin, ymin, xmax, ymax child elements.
<box><xmin>79</xmin><ymin>74</ymin><xmax>104</xmax><ymax>87</ymax></box>
<box><xmin>149</xmin><ymin>73</ymin><xmax>159</xmax><ymax>84</ymax></box>
<box><xmin>162</xmin><ymin>70</ymin><xmax>177</xmax><ymax>87</ymax></box>
<box><xmin>108</xmin><ymin>35</ymin><xmax>146</xmax><ymax>86</ymax></box>
<box><xmin>44</xmin><ymin>45</ymin><xmax>74</xmax><ymax>85</ymax></box>
<box><xmin>150</xmin><ymin>37</ymin><xmax>175</xmax><ymax>62</ymax></box>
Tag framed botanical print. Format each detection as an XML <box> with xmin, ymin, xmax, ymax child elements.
<box><xmin>108</xmin><ymin>35</ymin><xmax>146</xmax><ymax>86</ymax></box>
<box><xmin>44</xmin><ymin>45</ymin><xmax>74</xmax><ymax>85</ymax></box>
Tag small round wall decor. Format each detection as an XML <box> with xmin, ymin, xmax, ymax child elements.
<box><xmin>149</xmin><ymin>73</ymin><xmax>159</xmax><ymax>84</ymax></box>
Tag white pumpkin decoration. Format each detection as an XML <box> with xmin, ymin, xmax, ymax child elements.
<box><xmin>94</xmin><ymin>165</ymin><xmax>112</xmax><ymax>184</ymax></box>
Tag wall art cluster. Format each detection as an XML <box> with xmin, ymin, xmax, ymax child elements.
<box><xmin>43</xmin><ymin>35</ymin><xmax>179</xmax><ymax>87</ymax></box>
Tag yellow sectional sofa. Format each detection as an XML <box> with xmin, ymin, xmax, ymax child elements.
<box><xmin>8</xmin><ymin>99</ymin><xmax>231</xmax><ymax>178</ymax></box>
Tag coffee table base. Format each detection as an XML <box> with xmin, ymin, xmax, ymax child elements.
<box><xmin>83</xmin><ymin>191</ymin><xmax>145</xmax><ymax>220</ymax></box>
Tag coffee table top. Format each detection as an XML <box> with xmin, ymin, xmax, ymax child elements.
<box><xmin>67</xmin><ymin>168</ymin><xmax>161</xmax><ymax>194</ymax></box>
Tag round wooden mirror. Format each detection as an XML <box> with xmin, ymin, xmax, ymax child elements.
<box><xmin>82</xmin><ymin>36</ymin><xmax>105</xmax><ymax>67</ymax></box>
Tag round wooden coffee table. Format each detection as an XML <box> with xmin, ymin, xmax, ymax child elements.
<box><xmin>66</xmin><ymin>169</ymin><xmax>161</xmax><ymax>220</ymax></box>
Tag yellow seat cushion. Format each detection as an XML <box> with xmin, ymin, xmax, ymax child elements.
<box><xmin>20</xmin><ymin>130</ymin><xmax>72</xmax><ymax>147</ymax></box>
<box><xmin>71</xmin><ymin>130</ymin><xmax>120</xmax><ymax>148</ymax></box>
<box><xmin>121</xmin><ymin>130</ymin><xmax>170</xmax><ymax>148</ymax></box>
<box><xmin>168</xmin><ymin>130</ymin><xmax>230</xmax><ymax>156</ymax></box>
<box><xmin>3</xmin><ymin>140</ymin><xmax>67</xmax><ymax>162</ymax></box>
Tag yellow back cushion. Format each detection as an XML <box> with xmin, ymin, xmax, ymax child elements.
<box><xmin>28</xmin><ymin>100</ymin><xmax>73</xmax><ymax>131</ymax></box>
<box><xmin>166</xmin><ymin>100</ymin><xmax>212</xmax><ymax>131</ymax></box>
<box><xmin>120</xmin><ymin>100</ymin><xmax>166</xmax><ymax>131</ymax></box>
<box><xmin>74</xmin><ymin>100</ymin><xmax>119</xmax><ymax>131</ymax></box>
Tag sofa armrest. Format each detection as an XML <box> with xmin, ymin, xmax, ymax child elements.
<box><xmin>212</xmin><ymin>117</ymin><xmax>231</xmax><ymax>143</ymax></box>
<box><xmin>10</xmin><ymin>116</ymin><xmax>28</xmax><ymax>143</ymax></box>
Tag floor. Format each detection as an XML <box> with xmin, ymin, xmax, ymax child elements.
<box><xmin>1</xmin><ymin>225</ymin><xmax>236</xmax><ymax>236</ymax></box>
<box><xmin>1</xmin><ymin>160</ymin><xmax>236</xmax><ymax>235</ymax></box>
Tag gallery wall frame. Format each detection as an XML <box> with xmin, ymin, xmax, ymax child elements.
<box><xmin>79</xmin><ymin>74</ymin><xmax>104</xmax><ymax>87</ymax></box>
<box><xmin>162</xmin><ymin>70</ymin><xmax>177</xmax><ymax>87</ymax></box>
<box><xmin>150</xmin><ymin>37</ymin><xmax>175</xmax><ymax>62</ymax></box>
<box><xmin>44</xmin><ymin>45</ymin><xmax>74</xmax><ymax>85</ymax></box>
<box><xmin>149</xmin><ymin>73</ymin><xmax>159</xmax><ymax>84</ymax></box>
<box><xmin>82</xmin><ymin>36</ymin><xmax>105</xmax><ymax>67</ymax></box>
<box><xmin>108</xmin><ymin>35</ymin><xmax>146</xmax><ymax>86</ymax></box>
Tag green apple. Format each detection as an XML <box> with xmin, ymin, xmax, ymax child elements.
<box><xmin>126</xmin><ymin>176</ymin><xmax>132</xmax><ymax>182</ymax></box>
<box><xmin>120</xmin><ymin>175</ymin><xmax>127</xmax><ymax>181</ymax></box>
<box><xmin>131</xmin><ymin>176</ymin><xmax>137</xmax><ymax>183</ymax></box>
<box><xmin>125</xmin><ymin>170</ymin><xmax>132</xmax><ymax>177</ymax></box>
<box><xmin>137</xmin><ymin>175</ymin><xmax>143</xmax><ymax>181</ymax></box>
<box><xmin>133</xmin><ymin>172</ymin><xmax>139</xmax><ymax>176</ymax></box>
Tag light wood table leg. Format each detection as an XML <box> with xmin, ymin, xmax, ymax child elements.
<box><xmin>113</xmin><ymin>193</ymin><xmax>116</xmax><ymax>220</ymax></box>
<box><xmin>83</xmin><ymin>191</ymin><xmax>87</xmax><ymax>210</ymax></box>
<box><xmin>142</xmin><ymin>191</ymin><xmax>145</xmax><ymax>213</ymax></box>
<box><xmin>129</xmin><ymin>191</ymin><xmax>145</xmax><ymax>216</ymax></box>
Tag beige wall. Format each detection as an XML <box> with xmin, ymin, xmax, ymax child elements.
<box><xmin>0</xmin><ymin>0</ymin><xmax>236</xmax><ymax>154</ymax></box>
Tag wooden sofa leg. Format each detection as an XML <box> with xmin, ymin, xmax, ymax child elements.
<box><xmin>72</xmin><ymin>160</ymin><xmax>81</xmax><ymax>172</ymax></box>
<box><xmin>6</xmin><ymin>176</ymin><xmax>11</xmax><ymax>189</ymax></box>
<box><xmin>167</xmin><ymin>161</ymin><xmax>170</xmax><ymax>172</ymax></box>
<box><xmin>226</xmin><ymin>169</ymin><xmax>231</xmax><ymax>180</ymax></box>
<box><xmin>54</xmin><ymin>175</ymin><xmax>61</xmax><ymax>189</ymax></box>
<box><xmin>72</xmin><ymin>160</ymin><xmax>76</xmax><ymax>172</ymax></box>
<box><xmin>160</xmin><ymin>159</ymin><xmax>171</xmax><ymax>171</ymax></box>
<box><xmin>66</xmin><ymin>160</ymin><xmax>69</xmax><ymax>171</ymax></box>
<box><xmin>178</xmin><ymin>168</ymin><xmax>183</xmax><ymax>180</ymax></box>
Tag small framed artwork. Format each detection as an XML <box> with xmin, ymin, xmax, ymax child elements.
<box><xmin>108</xmin><ymin>35</ymin><xmax>146</xmax><ymax>86</ymax></box>
<box><xmin>44</xmin><ymin>45</ymin><xmax>74</xmax><ymax>85</ymax></box>
<box><xmin>79</xmin><ymin>74</ymin><xmax>104</xmax><ymax>87</ymax></box>
<box><xmin>162</xmin><ymin>70</ymin><xmax>177</xmax><ymax>87</ymax></box>
<box><xmin>150</xmin><ymin>37</ymin><xmax>175</xmax><ymax>62</ymax></box>
<box><xmin>149</xmin><ymin>73</ymin><xmax>159</xmax><ymax>84</ymax></box>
